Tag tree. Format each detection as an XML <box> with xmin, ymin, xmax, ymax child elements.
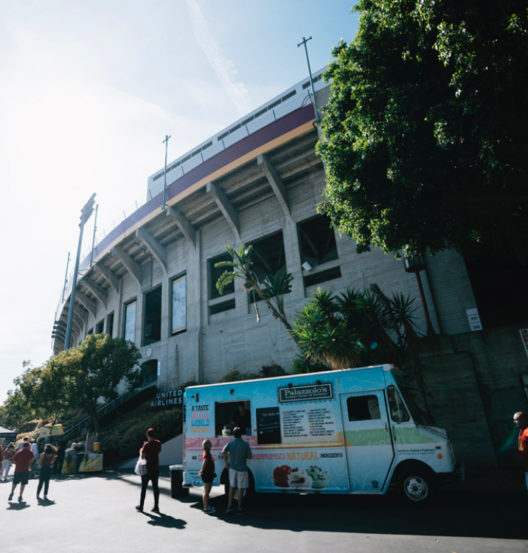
<box><xmin>216</xmin><ymin>245</ymin><xmax>295</xmax><ymax>337</ymax></box>
<box><xmin>317</xmin><ymin>0</ymin><xmax>528</xmax><ymax>263</ymax></box>
<box><xmin>38</xmin><ymin>334</ymin><xmax>142</xmax><ymax>434</ymax></box>
<box><xmin>290</xmin><ymin>286</ymin><xmax>418</xmax><ymax>370</ymax></box>
<box><xmin>0</xmin><ymin>362</ymin><xmax>46</xmax><ymax>429</ymax></box>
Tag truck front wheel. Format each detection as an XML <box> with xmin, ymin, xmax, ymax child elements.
<box><xmin>398</xmin><ymin>468</ymin><xmax>435</xmax><ymax>504</ymax></box>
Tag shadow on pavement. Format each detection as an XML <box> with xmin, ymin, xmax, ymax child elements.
<box><xmin>7</xmin><ymin>501</ymin><xmax>31</xmax><ymax>511</ymax></box>
<box><xmin>140</xmin><ymin>511</ymin><xmax>187</xmax><ymax>529</ymax></box>
<box><xmin>37</xmin><ymin>498</ymin><xmax>56</xmax><ymax>507</ymax></box>
<box><xmin>208</xmin><ymin>490</ymin><xmax>528</xmax><ymax>540</ymax></box>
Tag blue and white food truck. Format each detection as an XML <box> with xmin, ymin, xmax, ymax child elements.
<box><xmin>182</xmin><ymin>365</ymin><xmax>457</xmax><ymax>503</ymax></box>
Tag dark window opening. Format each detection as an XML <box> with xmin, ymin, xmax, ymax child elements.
<box><xmin>465</xmin><ymin>252</ymin><xmax>528</xmax><ymax>328</ymax></box>
<box><xmin>209</xmin><ymin>252</ymin><xmax>234</xmax><ymax>300</ymax></box>
<box><xmin>209</xmin><ymin>299</ymin><xmax>236</xmax><ymax>316</ymax></box>
<box><xmin>95</xmin><ymin>320</ymin><xmax>104</xmax><ymax>334</ymax></box>
<box><xmin>304</xmin><ymin>266</ymin><xmax>342</xmax><ymax>288</ymax></box>
<box><xmin>214</xmin><ymin>401</ymin><xmax>251</xmax><ymax>437</ymax></box>
<box><xmin>143</xmin><ymin>286</ymin><xmax>162</xmax><ymax>346</ymax></box>
<box><xmin>106</xmin><ymin>312</ymin><xmax>114</xmax><ymax>337</ymax></box>
<box><xmin>346</xmin><ymin>395</ymin><xmax>380</xmax><ymax>421</ymax></box>
<box><xmin>87</xmin><ymin>328</ymin><xmax>93</xmax><ymax>335</ymax></box>
<box><xmin>298</xmin><ymin>215</ymin><xmax>338</xmax><ymax>268</ymax></box>
<box><xmin>141</xmin><ymin>360</ymin><xmax>158</xmax><ymax>386</ymax></box>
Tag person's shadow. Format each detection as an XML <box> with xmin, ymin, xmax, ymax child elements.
<box><xmin>37</xmin><ymin>498</ymin><xmax>56</xmax><ymax>507</ymax></box>
<box><xmin>7</xmin><ymin>500</ymin><xmax>30</xmax><ymax>511</ymax></box>
<box><xmin>140</xmin><ymin>511</ymin><xmax>186</xmax><ymax>529</ymax></box>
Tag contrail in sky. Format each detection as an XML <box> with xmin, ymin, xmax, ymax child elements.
<box><xmin>186</xmin><ymin>0</ymin><xmax>250</xmax><ymax>116</ymax></box>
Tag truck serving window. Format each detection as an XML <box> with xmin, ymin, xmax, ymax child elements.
<box><xmin>214</xmin><ymin>401</ymin><xmax>251</xmax><ymax>436</ymax></box>
<box><xmin>387</xmin><ymin>385</ymin><xmax>410</xmax><ymax>423</ymax></box>
<box><xmin>346</xmin><ymin>395</ymin><xmax>380</xmax><ymax>421</ymax></box>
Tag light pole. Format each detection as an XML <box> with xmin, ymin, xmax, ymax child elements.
<box><xmin>404</xmin><ymin>255</ymin><xmax>436</xmax><ymax>337</ymax></box>
<box><xmin>64</xmin><ymin>194</ymin><xmax>96</xmax><ymax>350</ymax></box>
<box><xmin>162</xmin><ymin>134</ymin><xmax>171</xmax><ymax>209</ymax></box>
<box><xmin>297</xmin><ymin>36</ymin><xmax>320</xmax><ymax>124</ymax></box>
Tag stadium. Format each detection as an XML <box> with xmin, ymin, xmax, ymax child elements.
<box><xmin>51</xmin><ymin>68</ymin><xmax>484</xmax><ymax>388</ymax></box>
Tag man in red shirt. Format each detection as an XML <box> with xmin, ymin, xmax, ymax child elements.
<box><xmin>136</xmin><ymin>428</ymin><xmax>162</xmax><ymax>513</ymax></box>
<box><xmin>514</xmin><ymin>411</ymin><xmax>528</xmax><ymax>491</ymax></box>
<box><xmin>8</xmin><ymin>441</ymin><xmax>34</xmax><ymax>502</ymax></box>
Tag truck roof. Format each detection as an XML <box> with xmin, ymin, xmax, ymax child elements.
<box><xmin>185</xmin><ymin>364</ymin><xmax>395</xmax><ymax>391</ymax></box>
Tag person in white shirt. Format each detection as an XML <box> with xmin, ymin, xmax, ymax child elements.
<box><xmin>30</xmin><ymin>440</ymin><xmax>40</xmax><ymax>477</ymax></box>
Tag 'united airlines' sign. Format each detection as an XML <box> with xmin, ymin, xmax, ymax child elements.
<box><xmin>278</xmin><ymin>383</ymin><xmax>333</xmax><ymax>403</ymax></box>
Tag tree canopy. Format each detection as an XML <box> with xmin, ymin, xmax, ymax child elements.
<box><xmin>317</xmin><ymin>0</ymin><xmax>528</xmax><ymax>263</ymax></box>
<box><xmin>0</xmin><ymin>335</ymin><xmax>141</xmax><ymax>433</ymax></box>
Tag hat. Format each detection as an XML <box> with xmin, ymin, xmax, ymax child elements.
<box><xmin>146</xmin><ymin>427</ymin><xmax>155</xmax><ymax>435</ymax></box>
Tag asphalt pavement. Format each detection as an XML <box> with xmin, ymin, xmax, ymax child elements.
<box><xmin>1</xmin><ymin>469</ymin><xmax>527</xmax><ymax>553</ymax></box>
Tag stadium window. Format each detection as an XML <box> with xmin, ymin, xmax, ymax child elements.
<box><xmin>106</xmin><ymin>312</ymin><xmax>114</xmax><ymax>337</ymax></box>
<box><xmin>247</xmin><ymin>231</ymin><xmax>288</xmax><ymax>303</ymax></box>
<box><xmin>123</xmin><ymin>299</ymin><xmax>136</xmax><ymax>343</ymax></box>
<box><xmin>171</xmin><ymin>273</ymin><xmax>187</xmax><ymax>334</ymax></box>
<box><xmin>208</xmin><ymin>252</ymin><xmax>235</xmax><ymax>316</ymax></box>
<box><xmin>95</xmin><ymin>320</ymin><xmax>104</xmax><ymax>334</ymax></box>
<box><xmin>297</xmin><ymin>215</ymin><xmax>338</xmax><ymax>267</ymax></box>
<box><xmin>143</xmin><ymin>286</ymin><xmax>162</xmax><ymax>346</ymax></box>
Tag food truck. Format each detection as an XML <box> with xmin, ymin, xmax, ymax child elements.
<box><xmin>182</xmin><ymin>365</ymin><xmax>457</xmax><ymax>503</ymax></box>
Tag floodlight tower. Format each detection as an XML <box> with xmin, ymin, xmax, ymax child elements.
<box><xmin>64</xmin><ymin>193</ymin><xmax>96</xmax><ymax>350</ymax></box>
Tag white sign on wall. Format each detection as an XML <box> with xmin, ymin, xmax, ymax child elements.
<box><xmin>466</xmin><ymin>308</ymin><xmax>483</xmax><ymax>331</ymax></box>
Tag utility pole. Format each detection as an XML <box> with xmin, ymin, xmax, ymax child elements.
<box><xmin>297</xmin><ymin>36</ymin><xmax>320</xmax><ymax>123</ymax></box>
<box><xmin>64</xmin><ymin>193</ymin><xmax>96</xmax><ymax>350</ymax></box>
<box><xmin>162</xmin><ymin>134</ymin><xmax>171</xmax><ymax>209</ymax></box>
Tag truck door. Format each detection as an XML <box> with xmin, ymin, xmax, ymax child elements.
<box><xmin>340</xmin><ymin>391</ymin><xmax>394</xmax><ymax>493</ymax></box>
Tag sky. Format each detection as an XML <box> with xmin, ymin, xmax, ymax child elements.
<box><xmin>0</xmin><ymin>0</ymin><xmax>359</xmax><ymax>405</ymax></box>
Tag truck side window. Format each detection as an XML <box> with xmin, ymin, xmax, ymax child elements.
<box><xmin>346</xmin><ymin>395</ymin><xmax>380</xmax><ymax>421</ymax></box>
<box><xmin>387</xmin><ymin>385</ymin><xmax>410</xmax><ymax>423</ymax></box>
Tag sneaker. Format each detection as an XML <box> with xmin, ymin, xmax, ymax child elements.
<box><xmin>18</xmin><ymin>496</ymin><xmax>22</xmax><ymax>502</ymax></box>
<box><xmin>151</xmin><ymin>506</ymin><xmax>160</xmax><ymax>513</ymax></box>
<box><xmin>8</xmin><ymin>493</ymin><xmax>13</xmax><ymax>501</ymax></box>
<box><xmin>225</xmin><ymin>506</ymin><xmax>233</xmax><ymax>514</ymax></box>
<box><xmin>204</xmin><ymin>506</ymin><xmax>216</xmax><ymax>514</ymax></box>
<box><xmin>135</xmin><ymin>505</ymin><xmax>143</xmax><ymax>512</ymax></box>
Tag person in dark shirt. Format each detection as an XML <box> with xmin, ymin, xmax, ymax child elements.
<box><xmin>136</xmin><ymin>427</ymin><xmax>162</xmax><ymax>513</ymax></box>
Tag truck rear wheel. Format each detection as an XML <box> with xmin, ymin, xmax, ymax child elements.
<box><xmin>398</xmin><ymin>467</ymin><xmax>435</xmax><ymax>504</ymax></box>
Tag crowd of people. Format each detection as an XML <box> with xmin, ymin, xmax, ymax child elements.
<box><xmin>1</xmin><ymin>409</ymin><xmax>526</xmax><ymax>513</ymax></box>
<box><xmin>0</xmin><ymin>437</ymin><xmax>58</xmax><ymax>502</ymax></box>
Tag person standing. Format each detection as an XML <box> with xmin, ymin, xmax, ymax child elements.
<box><xmin>8</xmin><ymin>441</ymin><xmax>34</xmax><ymax>502</ymax></box>
<box><xmin>514</xmin><ymin>411</ymin><xmax>528</xmax><ymax>491</ymax></box>
<box><xmin>198</xmin><ymin>439</ymin><xmax>216</xmax><ymax>514</ymax></box>
<box><xmin>1</xmin><ymin>444</ymin><xmax>15</xmax><ymax>482</ymax></box>
<box><xmin>222</xmin><ymin>426</ymin><xmax>252</xmax><ymax>514</ymax></box>
<box><xmin>30</xmin><ymin>440</ymin><xmax>40</xmax><ymax>477</ymax></box>
<box><xmin>136</xmin><ymin>428</ymin><xmax>161</xmax><ymax>513</ymax></box>
<box><xmin>37</xmin><ymin>444</ymin><xmax>57</xmax><ymax>500</ymax></box>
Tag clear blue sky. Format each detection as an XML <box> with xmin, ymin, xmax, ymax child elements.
<box><xmin>0</xmin><ymin>0</ymin><xmax>359</xmax><ymax>405</ymax></box>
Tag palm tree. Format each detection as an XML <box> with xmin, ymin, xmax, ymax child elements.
<box><xmin>215</xmin><ymin>245</ymin><xmax>295</xmax><ymax>337</ymax></box>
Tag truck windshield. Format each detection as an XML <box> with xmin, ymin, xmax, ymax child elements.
<box><xmin>392</xmin><ymin>373</ymin><xmax>433</xmax><ymax>426</ymax></box>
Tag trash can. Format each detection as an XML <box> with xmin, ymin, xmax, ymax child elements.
<box><xmin>169</xmin><ymin>464</ymin><xmax>189</xmax><ymax>499</ymax></box>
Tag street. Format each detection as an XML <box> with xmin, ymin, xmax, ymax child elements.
<box><xmin>1</xmin><ymin>471</ymin><xmax>526</xmax><ymax>553</ymax></box>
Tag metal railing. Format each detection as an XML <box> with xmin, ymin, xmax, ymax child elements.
<box><xmin>62</xmin><ymin>374</ymin><xmax>157</xmax><ymax>440</ymax></box>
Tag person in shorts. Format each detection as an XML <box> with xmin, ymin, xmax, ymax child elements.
<box><xmin>199</xmin><ymin>439</ymin><xmax>216</xmax><ymax>514</ymax></box>
<box><xmin>222</xmin><ymin>426</ymin><xmax>252</xmax><ymax>514</ymax></box>
<box><xmin>9</xmin><ymin>441</ymin><xmax>34</xmax><ymax>502</ymax></box>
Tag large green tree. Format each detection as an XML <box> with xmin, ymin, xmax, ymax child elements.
<box><xmin>317</xmin><ymin>0</ymin><xmax>528</xmax><ymax>263</ymax></box>
<box><xmin>38</xmin><ymin>334</ymin><xmax>142</xmax><ymax>433</ymax></box>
